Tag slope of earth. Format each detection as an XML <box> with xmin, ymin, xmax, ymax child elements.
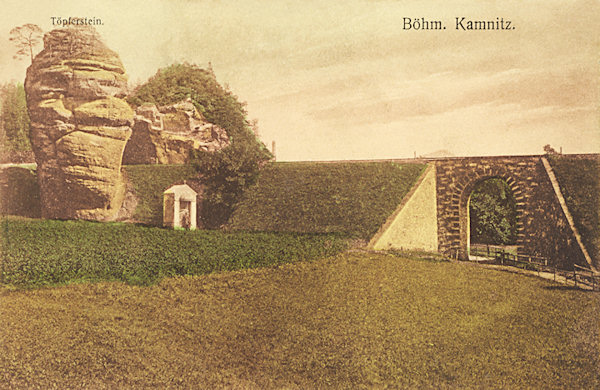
<box><xmin>1</xmin><ymin>252</ymin><xmax>598</xmax><ymax>388</ymax></box>
<box><xmin>228</xmin><ymin>161</ymin><xmax>425</xmax><ymax>239</ymax></box>
<box><xmin>122</xmin><ymin>164</ymin><xmax>199</xmax><ymax>225</ymax></box>
<box><xmin>547</xmin><ymin>155</ymin><xmax>599</xmax><ymax>266</ymax></box>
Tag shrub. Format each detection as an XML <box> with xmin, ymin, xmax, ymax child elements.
<box><xmin>1</xmin><ymin>82</ymin><xmax>32</xmax><ymax>154</ymax></box>
<box><xmin>127</xmin><ymin>63</ymin><xmax>271</xmax><ymax>228</ymax></box>
<box><xmin>469</xmin><ymin>178</ymin><xmax>517</xmax><ymax>245</ymax></box>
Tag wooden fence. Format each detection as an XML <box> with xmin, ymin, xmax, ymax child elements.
<box><xmin>449</xmin><ymin>245</ymin><xmax>599</xmax><ymax>291</ymax></box>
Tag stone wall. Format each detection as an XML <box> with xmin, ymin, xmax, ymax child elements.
<box><xmin>434</xmin><ymin>156</ymin><xmax>588</xmax><ymax>269</ymax></box>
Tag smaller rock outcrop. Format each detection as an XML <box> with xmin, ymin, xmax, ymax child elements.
<box><xmin>122</xmin><ymin>100</ymin><xmax>229</xmax><ymax>165</ymax></box>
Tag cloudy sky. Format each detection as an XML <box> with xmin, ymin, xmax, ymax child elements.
<box><xmin>1</xmin><ymin>0</ymin><xmax>598</xmax><ymax>161</ymax></box>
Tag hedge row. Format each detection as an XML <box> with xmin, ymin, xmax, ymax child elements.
<box><xmin>547</xmin><ymin>155</ymin><xmax>599</xmax><ymax>263</ymax></box>
<box><xmin>0</xmin><ymin>217</ymin><xmax>349</xmax><ymax>288</ymax></box>
<box><xmin>227</xmin><ymin>161</ymin><xmax>425</xmax><ymax>239</ymax></box>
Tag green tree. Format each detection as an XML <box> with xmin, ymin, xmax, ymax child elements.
<box><xmin>128</xmin><ymin>63</ymin><xmax>272</xmax><ymax>228</ymax></box>
<box><xmin>1</xmin><ymin>83</ymin><xmax>31</xmax><ymax>152</ymax></box>
<box><xmin>469</xmin><ymin>178</ymin><xmax>517</xmax><ymax>245</ymax></box>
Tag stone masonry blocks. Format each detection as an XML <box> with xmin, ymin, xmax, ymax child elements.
<box><xmin>434</xmin><ymin>156</ymin><xmax>587</xmax><ymax>268</ymax></box>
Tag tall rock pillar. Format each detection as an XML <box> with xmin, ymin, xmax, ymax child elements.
<box><xmin>25</xmin><ymin>27</ymin><xmax>133</xmax><ymax>220</ymax></box>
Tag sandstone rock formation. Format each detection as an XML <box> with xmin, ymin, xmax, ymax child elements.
<box><xmin>25</xmin><ymin>27</ymin><xmax>133</xmax><ymax>221</ymax></box>
<box><xmin>122</xmin><ymin>100</ymin><xmax>229</xmax><ymax>165</ymax></box>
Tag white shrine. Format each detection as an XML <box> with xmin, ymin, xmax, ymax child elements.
<box><xmin>163</xmin><ymin>183</ymin><xmax>197</xmax><ymax>230</ymax></box>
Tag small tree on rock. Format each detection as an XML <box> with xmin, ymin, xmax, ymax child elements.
<box><xmin>9</xmin><ymin>24</ymin><xmax>43</xmax><ymax>64</ymax></box>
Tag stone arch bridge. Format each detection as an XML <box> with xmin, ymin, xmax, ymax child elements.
<box><xmin>369</xmin><ymin>154</ymin><xmax>595</xmax><ymax>270</ymax></box>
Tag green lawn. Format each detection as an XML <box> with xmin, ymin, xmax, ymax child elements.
<box><xmin>0</xmin><ymin>252</ymin><xmax>598</xmax><ymax>388</ymax></box>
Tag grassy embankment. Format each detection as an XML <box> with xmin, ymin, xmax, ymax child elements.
<box><xmin>228</xmin><ymin>161</ymin><xmax>425</xmax><ymax>239</ymax></box>
<box><xmin>0</xmin><ymin>251</ymin><xmax>598</xmax><ymax>388</ymax></box>
<box><xmin>0</xmin><ymin>217</ymin><xmax>348</xmax><ymax>288</ymax></box>
<box><xmin>548</xmin><ymin>155</ymin><xmax>599</xmax><ymax>265</ymax></box>
<box><xmin>122</xmin><ymin>164</ymin><xmax>199</xmax><ymax>225</ymax></box>
<box><xmin>0</xmin><ymin>162</ymin><xmax>424</xmax><ymax>233</ymax></box>
<box><xmin>124</xmin><ymin>161</ymin><xmax>426</xmax><ymax>237</ymax></box>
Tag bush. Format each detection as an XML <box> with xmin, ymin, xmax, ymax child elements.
<box><xmin>127</xmin><ymin>63</ymin><xmax>272</xmax><ymax>228</ymax></box>
<box><xmin>1</xmin><ymin>83</ymin><xmax>32</xmax><ymax>154</ymax></box>
<box><xmin>0</xmin><ymin>217</ymin><xmax>350</xmax><ymax>288</ymax></box>
<box><xmin>228</xmin><ymin>161</ymin><xmax>425</xmax><ymax>239</ymax></box>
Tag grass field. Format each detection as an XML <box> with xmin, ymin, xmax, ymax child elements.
<box><xmin>1</xmin><ymin>252</ymin><xmax>598</xmax><ymax>388</ymax></box>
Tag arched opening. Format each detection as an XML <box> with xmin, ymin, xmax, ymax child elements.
<box><xmin>467</xmin><ymin>177</ymin><xmax>518</xmax><ymax>260</ymax></box>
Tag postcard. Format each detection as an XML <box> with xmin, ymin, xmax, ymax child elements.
<box><xmin>0</xmin><ymin>1</ymin><xmax>598</xmax><ymax>388</ymax></box>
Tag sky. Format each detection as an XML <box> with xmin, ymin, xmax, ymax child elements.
<box><xmin>1</xmin><ymin>0</ymin><xmax>598</xmax><ymax>161</ymax></box>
